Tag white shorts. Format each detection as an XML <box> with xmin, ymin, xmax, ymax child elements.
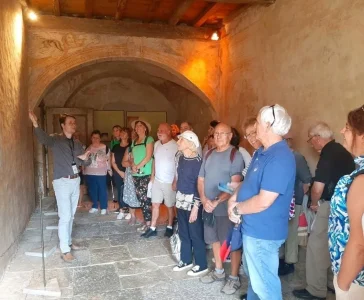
<box><xmin>152</xmin><ymin>179</ymin><xmax>176</xmax><ymax>208</ymax></box>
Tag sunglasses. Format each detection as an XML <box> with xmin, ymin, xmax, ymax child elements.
<box><xmin>270</xmin><ymin>105</ymin><xmax>276</xmax><ymax>127</ymax></box>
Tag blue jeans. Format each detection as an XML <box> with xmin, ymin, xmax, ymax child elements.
<box><xmin>243</xmin><ymin>234</ymin><xmax>285</xmax><ymax>300</ymax></box>
<box><xmin>86</xmin><ymin>175</ymin><xmax>108</xmax><ymax>209</ymax></box>
<box><xmin>177</xmin><ymin>207</ymin><xmax>207</xmax><ymax>270</ymax></box>
<box><xmin>53</xmin><ymin>177</ymin><xmax>80</xmax><ymax>253</ymax></box>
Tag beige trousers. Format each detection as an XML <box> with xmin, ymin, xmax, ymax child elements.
<box><xmin>279</xmin><ymin>205</ymin><xmax>302</xmax><ymax>263</ymax></box>
<box><xmin>306</xmin><ymin>201</ymin><xmax>334</xmax><ymax>298</ymax></box>
<box><xmin>334</xmin><ymin>275</ymin><xmax>364</xmax><ymax>300</ymax></box>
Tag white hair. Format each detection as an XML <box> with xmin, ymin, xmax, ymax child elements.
<box><xmin>308</xmin><ymin>122</ymin><xmax>334</xmax><ymax>139</ymax></box>
<box><xmin>259</xmin><ymin>104</ymin><xmax>292</xmax><ymax>136</ymax></box>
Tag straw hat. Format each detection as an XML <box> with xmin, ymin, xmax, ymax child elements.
<box><xmin>131</xmin><ymin>119</ymin><xmax>151</xmax><ymax>132</ymax></box>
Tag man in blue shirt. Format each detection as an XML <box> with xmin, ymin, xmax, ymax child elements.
<box><xmin>229</xmin><ymin>104</ymin><xmax>296</xmax><ymax>300</ymax></box>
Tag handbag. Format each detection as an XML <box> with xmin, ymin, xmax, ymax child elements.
<box><xmin>122</xmin><ymin>167</ymin><xmax>140</xmax><ymax>207</ymax></box>
<box><xmin>170</xmin><ymin>224</ymin><xmax>181</xmax><ymax>262</ymax></box>
<box><xmin>202</xmin><ymin>210</ymin><xmax>215</xmax><ymax>227</ymax></box>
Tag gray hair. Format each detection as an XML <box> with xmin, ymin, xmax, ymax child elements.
<box><xmin>259</xmin><ymin>104</ymin><xmax>292</xmax><ymax>136</ymax></box>
<box><xmin>308</xmin><ymin>122</ymin><xmax>334</xmax><ymax>139</ymax></box>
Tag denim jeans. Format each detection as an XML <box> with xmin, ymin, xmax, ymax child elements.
<box><xmin>85</xmin><ymin>175</ymin><xmax>108</xmax><ymax>209</ymax></box>
<box><xmin>242</xmin><ymin>234</ymin><xmax>285</xmax><ymax>300</ymax></box>
<box><xmin>177</xmin><ymin>207</ymin><xmax>207</xmax><ymax>270</ymax></box>
<box><xmin>114</xmin><ymin>172</ymin><xmax>128</xmax><ymax>209</ymax></box>
<box><xmin>53</xmin><ymin>177</ymin><xmax>80</xmax><ymax>253</ymax></box>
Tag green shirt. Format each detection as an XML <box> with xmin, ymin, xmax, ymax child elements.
<box><xmin>110</xmin><ymin>139</ymin><xmax>120</xmax><ymax>151</ymax></box>
<box><xmin>131</xmin><ymin>136</ymin><xmax>154</xmax><ymax>176</ymax></box>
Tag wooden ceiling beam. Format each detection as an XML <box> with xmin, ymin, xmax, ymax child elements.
<box><xmin>168</xmin><ymin>0</ymin><xmax>194</xmax><ymax>26</ymax></box>
<box><xmin>85</xmin><ymin>0</ymin><xmax>93</xmax><ymax>18</ymax></box>
<box><xmin>53</xmin><ymin>0</ymin><xmax>61</xmax><ymax>16</ymax></box>
<box><xmin>146</xmin><ymin>0</ymin><xmax>162</xmax><ymax>23</ymax></box>
<box><xmin>193</xmin><ymin>3</ymin><xmax>219</xmax><ymax>27</ymax></box>
<box><xmin>115</xmin><ymin>0</ymin><xmax>128</xmax><ymax>20</ymax></box>
<box><xmin>208</xmin><ymin>0</ymin><xmax>275</xmax><ymax>3</ymax></box>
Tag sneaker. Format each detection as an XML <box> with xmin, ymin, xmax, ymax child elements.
<box><xmin>221</xmin><ymin>277</ymin><xmax>241</xmax><ymax>295</ymax></box>
<box><xmin>173</xmin><ymin>261</ymin><xmax>193</xmax><ymax>272</ymax></box>
<box><xmin>117</xmin><ymin>212</ymin><xmax>124</xmax><ymax>220</ymax></box>
<box><xmin>278</xmin><ymin>263</ymin><xmax>294</xmax><ymax>276</ymax></box>
<box><xmin>61</xmin><ymin>252</ymin><xmax>75</xmax><ymax>263</ymax></box>
<box><xmin>240</xmin><ymin>294</ymin><xmax>247</xmax><ymax>300</ymax></box>
<box><xmin>100</xmin><ymin>209</ymin><xmax>107</xmax><ymax>215</ymax></box>
<box><xmin>142</xmin><ymin>228</ymin><xmax>157</xmax><ymax>238</ymax></box>
<box><xmin>292</xmin><ymin>289</ymin><xmax>325</xmax><ymax>300</ymax></box>
<box><xmin>200</xmin><ymin>270</ymin><xmax>225</xmax><ymax>284</ymax></box>
<box><xmin>164</xmin><ymin>227</ymin><xmax>173</xmax><ymax>238</ymax></box>
<box><xmin>124</xmin><ymin>213</ymin><xmax>131</xmax><ymax>220</ymax></box>
<box><xmin>89</xmin><ymin>208</ymin><xmax>98</xmax><ymax>214</ymax></box>
<box><xmin>187</xmin><ymin>265</ymin><xmax>209</xmax><ymax>277</ymax></box>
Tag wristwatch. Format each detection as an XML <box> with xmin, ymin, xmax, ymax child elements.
<box><xmin>233</xmin><ymin>205</ymin><xmax>240</xmax><ymax>215</ymax></box>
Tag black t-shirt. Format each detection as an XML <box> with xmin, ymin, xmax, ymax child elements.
<box><xmin>314</xmin><ymin>140</ymin><xmax>355</xmax><ymax>200</ymax></box>
<box><xmin>112</xmin><ymin>144</ymin><xmax>129</xmax><ymax>172</ymax></box>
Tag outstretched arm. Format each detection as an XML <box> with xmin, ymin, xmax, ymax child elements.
<box><xmin>29</xmin><ymin>111</ymin><xmax>55</xmax><ymax>147</ymax></box>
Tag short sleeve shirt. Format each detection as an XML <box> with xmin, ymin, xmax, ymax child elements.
<box><xmin>131</xmin><ymin>136</ymin><xmax>154</xmax><ymax>176</ymax></box>
<box><xmin>154</xmin><ymin>139</ymin><xmax>178</xmax><ymax>184</ymax></box>
<box><xmin>314</xmin><ymin>140</ymin><xmax>355</xmax><ymax>200</ymax></box>
<box><xmin>237</xmin><ymin>141</ymin><xmax>296</xmax><ymax>240</ymax></box>
<box><xmin>199</xmin><ymin>146</ymin><xmax>244</xmax><ymax>216</ymax></box>
<box><xmin>293</xmin><ymin>151</ymin><xmax>312</xmax><ymax>205</ymax></box>
<box><xmin>112</xmin><ymin>144</ymin><xmax>129</xmax><ymax>172</ymax></box>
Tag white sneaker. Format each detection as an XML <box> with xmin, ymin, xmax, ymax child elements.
<box><xmin>124</xmin><ymin>213</ymin><xmax>131</xmax><ymax>220</ymax></box>
<box><xmin>117</xmin><ymin>212</ymin><xmax>125</xmax><ymax>220</ymax></box>
<box><xmin>187</xmin><ymin>265</ymin><xmax>209</xmax><ymax>277</ymax></box>
<box><xmin>89</xmin><ymin>208</ymin><xmax>98</xmax><ymax>214</ymax></box>
<box><xmin>173</xmin><ymin>261</ymin><xmax>193</xmax><ymax>272</ymax></box>
<box><xmin>100</xmin><ymin>209</ymin><xmax>107</xmax><ymax>215</ymax></box>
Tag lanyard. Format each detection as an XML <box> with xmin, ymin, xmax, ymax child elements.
<box><xmin>68</xmin><ymin>138</ymin><xmax>75</xmax><ymax>164</ymax></box>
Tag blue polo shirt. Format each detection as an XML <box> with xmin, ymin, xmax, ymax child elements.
<box><xmin>237</xmin><ymin>140</ymin><xmax>296</xmax><ymax>240</ymax></box>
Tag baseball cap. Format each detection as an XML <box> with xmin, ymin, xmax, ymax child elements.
<box><xmin>178</xmin><ymin>130</ymin><xmax>200</xmax><ymax>148</ymax></box>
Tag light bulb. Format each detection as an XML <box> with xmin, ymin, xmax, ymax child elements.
<box><xmin>211</xmin><ymin>32</ymin><xmax>219</xmax><ymax>41</ymax></box>
<box><xmin>27</xmin><ymin>10</ymin><xmax>38</xmax><ymax>21</ymax></box>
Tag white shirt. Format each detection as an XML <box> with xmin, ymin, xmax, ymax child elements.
<box><xmin>154</xmin><ymin>139</ymin><xmax>178</xmax><ymax>184</ymax></box>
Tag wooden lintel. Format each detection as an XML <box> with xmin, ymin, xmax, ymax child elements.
<box><xmin>27</xmin><ymin>15</ymin><xmax>215</xmax><ymax>41</ymax></box>
<box><xmin>168</xmin><ymin>0</ymin><xmax>194</xmax><ymax>26</ymax></box>
<box><xmin>208</xmin><ymin>0</ymin><xmax>275</xmax><ymax>3</ymax></box>
<box><xmin>53</xmin><ymin>0</ymin><xmax>61</xmax><ymax>16</ymax></box>
<box><xmin>85</xmin><ymin>0</ymin><xmax>93</xmax><ymax>18</ymax></box>
<box><xmin>193</xmin><ymin>3</ymin><xmax>219</xmax><ymax>27</ymax></box>
<box><xmin>115</xmin><ymin>0</ymin><xmax>128</xmax><ymax>20</ymax></box>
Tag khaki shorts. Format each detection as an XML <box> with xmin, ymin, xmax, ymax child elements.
<box><xmin>204</xmin><ymin>215</ymin><xmax>234</xmax><ymax>245</ymax></box>
<box><xmin>151</xmin><ymin>179</ymin><xmax>176</xmax><ymax>208</ymax></box>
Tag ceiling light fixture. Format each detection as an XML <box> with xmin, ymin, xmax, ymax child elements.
<box><xmin>211</xmin><ymin>31</ymin><xmax>219</xmax><ymax>41</ymax></box>
<box><xmin>27</xmin><ymin>10</ymin><xmax>38</xmax><ymax>21</ymax></box>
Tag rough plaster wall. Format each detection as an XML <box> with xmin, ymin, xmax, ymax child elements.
<box><xmin>0</xmin><ymin>1</ymin><xmax>35</xmax><ymax>277</ymax></box>
<box><xmin>27</xmin><ymin>26</ymin><xmax>220</xmax><ymax>112</ymax></box>
<box><xmin>221</xmin><ymin>0</ymin><xmax>364</xmax><ymax>170</ymax></box>
<box><xmin>44</xmin><ymin>77</ymin><xmax>178</xmax><ymax>123</ymax></box>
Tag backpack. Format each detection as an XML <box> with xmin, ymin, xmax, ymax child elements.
<box><xmin>204</xmin><ymin>147</ymin><xmax>237</xmax><ymax>164</ymax></box>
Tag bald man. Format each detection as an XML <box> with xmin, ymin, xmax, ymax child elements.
<box><xmin>198</xmin><ymin>123</ymin><xmax>245</xmax><ymax>295</ymax></box>
<box><xmin>142</xmin><ymin>123</ymin><xmax>178</xmax><ymax>239</ymax></box>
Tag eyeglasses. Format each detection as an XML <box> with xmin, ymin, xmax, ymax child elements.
<box><xmin>270</xmin><ymin>105</ymin><xmax>276</xmax><ymax>127</ymax></box>
<box><xmin>307</xmin><ymin>135</ymin><xmax>318</xmax><ymax>143</ymax></box>
<box><xmin>213</xmin><ymin>132</ymin><xmax>231</xmax><ymax>137</ymax></box>
<box><xmin>244</xmin><ymin>131</ymin><xmax>256</xmax><ymax>139</ymax></box>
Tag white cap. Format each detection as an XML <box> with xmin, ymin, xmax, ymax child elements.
<box><xmin>178</xmin><ymin>130</ymin><xmax>200</xmax><ymax>148</ymax></box>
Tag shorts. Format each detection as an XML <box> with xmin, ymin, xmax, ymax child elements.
<box><xmin>204</xmin><ymin>215</ymin><xmax>234</xmax><ymax>245</ymax></box>
<box><xmin>151</xmin><ymin>179</ymin><xmax>176</xmax><ymax>208</ymax></box>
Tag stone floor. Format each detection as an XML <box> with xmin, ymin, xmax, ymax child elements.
<box><xmin>0</xmin><ymin>197</ymin><xmax>335</xmax><ymax>300</ymax></box>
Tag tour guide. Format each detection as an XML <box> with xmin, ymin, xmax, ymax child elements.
<box><xmin>29</xmin><ymin>111</ymin><xmax>91</xmax><ymax>263</ymax></box>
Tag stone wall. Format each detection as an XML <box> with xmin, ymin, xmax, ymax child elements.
<box><xmin>0</xmin><ymin>1</ymin><xmax>35</xmax><ymax>277</ymax></box>
<box><xmin>221</xmin><ymin>0</ymin><xmax>364</xmax><ymax>169</ymax></box>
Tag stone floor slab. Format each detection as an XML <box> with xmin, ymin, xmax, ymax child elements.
<box><xmin>118</xmin><ymin>269</ymin><xmax>170</xmax><ymax>289</ymax></box>
<box><xmin>73</xmin><ymin>264</ymin><xmax>121</xmax><ymax>295</ymax></box>
<box><xmin>90</xmin><ymin>246</ymin><xmax>131</xmax><ymax>264</ymax></box>
<box><xmin>116</xmin><ymin>259</ymin><xmax>158</xmax><ymax>277</ymax></box>
<box><xmin>127</xmin><ymin>240</ymin><xmax>170</xmax><ymax>259</ymax></box>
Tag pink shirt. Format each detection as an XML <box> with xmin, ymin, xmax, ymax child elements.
<box><xmin>83</xmin><ymin>145</ymin><xmax>110</xmax><ymax>176</ymax></box>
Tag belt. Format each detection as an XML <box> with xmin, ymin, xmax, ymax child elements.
<box><xmin>63</xmin><ymin>174</ymin><xmax>79</xmax><ymax>179</ymax></box>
